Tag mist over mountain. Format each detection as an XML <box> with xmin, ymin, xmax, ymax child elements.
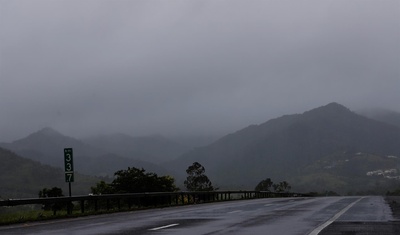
<box><xmin>2</xmin><ymin>1</ymin><xmax>399</xmax><ymax>144</ymax></box>
<box><xmin>0</xmin><ymin>127</ymin><xmax>103</xmax><ymax>166</ymax></box>
<box><xmin>357</xmin><ymin>108</ymin><xmax>400</xmax><ymax>129</ymax></box>
<box><xmin>2</xmin><ymin>1</ymin><xmax>400</xmax><ymax>198</ymax></box>
<box><xmin>0</xmin><ymin>128</ymin><xmax>170</xmax><ymax>177</ymax></box>
<box><xmin>83</xmin><ymin>133</ymin><xmax>189</xmax><ymax>164</ymax></box>
<box><xmin>166</xmin><ymin>103</ymin><xmax>400</xmax><ymax>194</ymax></box>
<box><xmin>2</xmin><ymin>102</ymin><xmax>400</xmax><ymax>196</ymax></box>
<box><xmin>0</xmin><ymin>147</ymin><xmax>97</xmax><ymax>198</ymax></box>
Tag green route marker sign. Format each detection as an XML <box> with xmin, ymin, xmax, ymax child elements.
<box><xmin>64</xmin><ymin>148</ymin><xmax>74</xmax><ymax>182</ymax></box>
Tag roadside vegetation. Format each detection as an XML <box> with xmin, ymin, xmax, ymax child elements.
<box><xmin>90</xmin><ymin>167</ymin><xmax>179</xmax><ymax>195</ymax></box>
<box><xmin>184</xmin><ymin>162</ymin><xmax>216</xmax><ymax>191</ymax></box>
<box><xmin>0</xmin><ymin>162</ymin><xmax>314</xmax><ymax>225</ymax></box>
<box><xmin>0</xmin><ymin>162</ymin><xmax>208</xmax><ymax>225</ymax></box>
<box><xmin>254</xmin><ymin>178</ymin><xmax>291</xmax><ymax>193</ymax></box>
<box><xmin>0</xmin><ymin>207</ymin><xmax>77</xmax><ymax>225</ymax></box>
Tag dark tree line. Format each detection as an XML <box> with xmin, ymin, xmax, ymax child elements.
<box><xmin>255</xmin><ymin>178</ymin><xmax>291</xmax><ymax>192</ymax></box>
<box><xmin>90</xmin><ymin>162</ymin><xmax>216</xmax><ymax>195</ymax></box>
<box><xmin>91</xmin><ymin>167</ymin><xmax>179</xmax><ymax>195</ymax></box>
<box><xmin>40</xmin><ymin>162</ymin><xmax>294</xmax><ymax>208</ymax></box>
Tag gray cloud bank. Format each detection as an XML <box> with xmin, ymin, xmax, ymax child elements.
<box><xmin>1</xmin><ymin>0</ymin><xmax>399</xmax><ymax>141</ymax></box>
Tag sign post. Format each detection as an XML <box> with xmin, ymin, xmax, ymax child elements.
<box><xmin>64</xmin><ymin>148</ymin><xmax>74</xmax><ymax>197</ymax></box>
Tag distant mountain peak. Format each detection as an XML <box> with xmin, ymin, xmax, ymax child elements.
<box><xmin>11</xmin><ymin>127</ymin><xmax>70</xmax><ymax>145</ymax></box>
<box><xmin>324</xmin><ymin>102</ymin><xmax>349</xmax><ymax>110</ymax></box>
<box><xmin>303</xmin><ymin>102</ymin><xmax>352</xmax><ymax>116</ymax></box>
<box><xmin>317</xmin><ymin>102</ymin><xmax>350</xmax><ymax>111</ymax></box>
<box><xmin>324</xmin><ymin>102</ymin><xmax>346</xmax><ymax>108</ymax></box>
<box><xmin>36</xmin><ymin>127</ymin><xmax>63</xmax><ymax>137</ymax></box>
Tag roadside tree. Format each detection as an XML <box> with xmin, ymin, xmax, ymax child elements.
<box><xmin>255</xmin><ymin>178</ymin><xmax>274</xmax><ymax>191</ymax></box>
<box><xmin>273</xmin><ymin>181</ymin><xmax>291</xmax><ymax>192</ymax></box>
<box><xmin>112</xmin><ymin>167</ymin><xmax>179</xmax><ymax>193</ymax></box>
<box><xmin>184</xmin><ymin>162</ymin><xmax>215</xmax><ymax>191</ymax></box>
<box><xmin>90</xmin><ymin>180</ymin><xmax>115</xmax><ymax>195</ymax></box>
<box><xmin>38</xmin><ymin>187</ymin><xmax>66</xmax><ymax>214</ymax></box>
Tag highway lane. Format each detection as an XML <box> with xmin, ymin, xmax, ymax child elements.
<box><xmin>0</xmin><ymin>196</ymin><xmax>395</xmax><ymax>235</ymax></box>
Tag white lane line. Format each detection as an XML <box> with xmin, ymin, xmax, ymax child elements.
<box><xmin>308</xmin><ymin>197</ymin><xmax>365</xmax><ymax>235</ymax></box>
<box><xmin>148</xmin><ymin>223</ymin><xmax>179</xmax><ymax>231</ymax></box>
<box><xmin>228</xmin><ymin>210</ymin><xmax>242</xmax><ymax>214</ymax></box>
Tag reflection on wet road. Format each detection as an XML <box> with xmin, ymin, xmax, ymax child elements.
<box><xmin>1</xmin><ymin>196</ymin><xmax>396</xmax><ymax>235</ymax></box>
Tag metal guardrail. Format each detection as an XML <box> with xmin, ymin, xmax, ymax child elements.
<box><xmin>0</xmin><ymin>191</ymin><xmax>309</xmax><ymax>214</ymax></box>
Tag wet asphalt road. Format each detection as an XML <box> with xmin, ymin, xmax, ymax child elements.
<box><xmin>0</xmin><ymin>196</ymin><xmax>397</xmax><ymax>235</ymax></box>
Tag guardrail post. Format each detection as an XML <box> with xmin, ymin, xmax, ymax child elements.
<box><xmin>94</xmin><ymin>199</ymin><xmax>98</xmax><ymax>212</ymax></box>
<box><xmin>67</xmin><ymin>200</ymin><xmax>72</xmax><ymax>215</ymax></box>
<box><xmin>80</xmin><ymin>200</ymin><xmax>85</xmax><ymax>213</ymax></box>
<box><xmin>138</xmin><ymin>196</ymin><xmax>142</xmax><ymax>208</ymax></box>
<box><xmin>154</xmin><ymin>195</ymin><xmax>158</xmax><ymax>207</ymax></box>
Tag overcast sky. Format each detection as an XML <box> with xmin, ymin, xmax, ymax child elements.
<box><xmin>1</xmin><ymin>0</ymin><xmax>399</xmax><ymax>142</ymax></box>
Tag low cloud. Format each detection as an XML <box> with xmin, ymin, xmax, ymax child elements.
<box><xmin>1</xmin><ymin>0</ymin><xmax>399</xmax><ymax>141</ymax></box>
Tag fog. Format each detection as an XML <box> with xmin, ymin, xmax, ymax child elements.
<box><xmin>1</xmin><ymin>0</ymin><xmax>399</xmax><ymax>142</ymax></box>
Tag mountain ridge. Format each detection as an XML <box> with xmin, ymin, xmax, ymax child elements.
<box><xmin>3</xmin><ymin>102</ymin><xmax>400</xmax><ymax>195</ymax></box>
<box><xmin>166</xmin><ymin>103</ymin><xmax>400</xmax><ymax>193</ymax></box>
<box><xmin>0</xmin><ymin>127</ymin><xmax>170</xmax><ymax>177</ymax></box>
<box><xmin>0</xmin><ymin>147</ymin><xmax>97</xmax><ymax>198</ymax></box>
<box><xmin>357</xmin><ymin>108</ymin><xmax>400</xmax><ymax>129</ymax></box>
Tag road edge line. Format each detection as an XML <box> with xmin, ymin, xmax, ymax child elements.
<box><xmin>308</xmin><ymin>197</ymin><xmax>365</xmax><ymax>235</ymax></box>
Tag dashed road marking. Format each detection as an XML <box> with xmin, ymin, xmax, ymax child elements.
<box><xmin>149</xmin><ymin>223</ymin><xmax>179</xmax><ymax>231</ymax></box>
<box><xmin>227</xmin><ymin>210</ymin><xmax>242</xmax><ymax>214</ymax></box>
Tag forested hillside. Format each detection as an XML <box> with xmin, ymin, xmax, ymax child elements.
<box><xmin>166</xmin><ymin>103</ymin><xmax>400</xmax><ymax>194</ymax></box>
<box><xmin>0</xmin><ymin>148</ymin><xmax>98</xmax><ymax>198</ymax></box>
<box><xmin>0</xmin><ymin>128</ymin><xmax>169</xmax><ymax>177</ymax></box>
<box><xmin>3</xmin><ymin>103</ymin><xmax>400</xmax><ymax>196</ymax></box>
